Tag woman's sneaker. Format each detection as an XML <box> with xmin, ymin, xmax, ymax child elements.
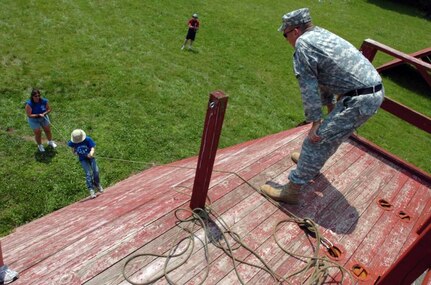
<box><xmin>48</xmin><ymin>140</ymin><xmax>57</xmax><ymax>148</ymax></box>
<box><xmin>97</xmin><ymin>185</ymin><xmax>104</xmax><ymax>193</ymax></box>
<box><xmin>38</xmin><ymin>144</ymin><xmax>45</xmax><ymax>152</ymax></box>
<box><xmin>89</xmin><ymin>189</ymin><xmax>96</xmax><ymax>199</ymax></box>
<box><xmin>0</xmin><ymin>265</ymin><xmax>19</xmax><ymax>284</ymax></box>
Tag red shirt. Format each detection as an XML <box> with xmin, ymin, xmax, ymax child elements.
<box><xmin>188</xmin><ymin>18</ymin><xmax>199</xmax><ymax>29</ymax></box>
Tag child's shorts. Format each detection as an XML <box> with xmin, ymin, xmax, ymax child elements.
<box><xmin>28</xmin><ymin>116</ymin><xmax>50</xmax><ymax>130</ymax></box>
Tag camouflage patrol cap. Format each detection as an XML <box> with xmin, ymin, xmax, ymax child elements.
<box><xmin>278</xmin><ymin>8</ymin><xmax>312</xmax><ymax>32</ymax></box>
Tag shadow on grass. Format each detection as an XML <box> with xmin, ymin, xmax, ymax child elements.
<box><xmin>366</xmin><ymin>0</ymin><xmax>431</xmax><ymax>19</ymax></box>
<box><xmin>380</xmin><ymin>64</ymin><xmax>430</xmax><ymax>99</ymax></box>
<box><xmin>183</xmin><ymin>48</ymin><xmax>199</xmax><ymax>54</ymax></box>
<box><xmin>34</xmin><ymin>146</ymin><xmax>57</xmax><ymax>163</ymax></box>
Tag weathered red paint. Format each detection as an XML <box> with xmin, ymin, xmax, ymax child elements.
<box><xmin>0</xmin><ymin>241</ymin><xmax>4</xmax><ymax>266</ymax></box>
<box><xmin>375</xmin><ymin>223</ymin><xmax>431</xmax><ymax>285</ymax></box>
<box><xmin>350</xmin><ymin>134</ymin><xmax>431</xmax><ymax>184</ymax></box>
<box><xmin>423</xmin><ymin>269</ymin><xmax>431</xmax><ymax>285</ymax></box>
<box><xmin>190</xmin><ymin>91</ymin><xmax>228</xmax><ymax>210</ymax></box>
<box><xmin>2</xmin><ymin>125</ymin><xmax>430</xmax><ymax>285</ymax></box>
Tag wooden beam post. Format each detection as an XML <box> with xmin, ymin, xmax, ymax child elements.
<box><xmin>380</xmin><ymin>97</ymin><xmax>431</xmax><ymax>134</ymax></box>
<box><xmin>0</xmin><ymin>241</ymin><xmax>4</xmax><ymax>266</ymax></box>
<box><xmin>190</xmin><ymin>91</ymin><xmax>228</xmax><ymax>210</ymax></box>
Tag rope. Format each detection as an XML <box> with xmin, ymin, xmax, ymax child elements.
<box><xmin>121</xmin><ymin>166</ymin><xmax>354</xmax><ymax>285</ymax></box>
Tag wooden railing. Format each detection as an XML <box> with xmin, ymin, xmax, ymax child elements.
<box><xmin>358</xmin><ymin>39</ymin><xmax>431</xmax><ymax>285</ymax></box>
<box><xmin>359</xmin><ymin>39</ymin><xmax>431</xmax><ymax>134</ymax></box>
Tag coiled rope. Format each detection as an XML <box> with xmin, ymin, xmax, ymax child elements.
<box><xmin>121</xmin><ymin>167</ymin><xmax>354</xmax><ymax>285</ymax></box>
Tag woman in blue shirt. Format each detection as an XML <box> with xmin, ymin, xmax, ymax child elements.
<box><xmin>68</xmin><ymin>129</ymin><xmax>103</xmax><ymax>199</ymax></box>
<box><xmin>25</xmin><ymin>89</ymin><xmax>57</xmax><ymax>152</ymax></box>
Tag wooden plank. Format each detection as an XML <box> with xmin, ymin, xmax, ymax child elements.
<box><xmin>377</xmin><ymin>47</ymin><xmax>431</xmax><ymax>72</ymax></box>
<box><xmin>351</xmin><ymin>134</ymin><xmax>431</xmax><ymax>183</ymax></box>
<box><xmin>169</xmin><ymin>128</ymin><xmax>304</xmax><ymax>191</ymax></box>
<box><xmin>13</xmin><ymin>189</ymin><xmax>191</xmax><ymax>284</ymax></box>
<box><xmin>324</xmin><ymin>170</ymin><xmax>411</xmax><ymax>284</ymax></box>
<box><xmin>380</xmin><ymin>97</ymin><xmax>431</xmax><ymax>134</ymax></box>
<box><xmin>139</xmin><ymin>150</ymin><xmax>304</xmax><ymax>282</ymax></box>
<box><xmin>115</xmin><ymin>149</ymin><xmax>292</xmax><ymax>284</ymax></box>
<box><xmin>153</xmin><ymin>188</ymin><xmax>272</xmax><ymax>285</ymax></box>
<box><xmin>3</xmin><ymin>165</ymin><xmax>181</xmax><ymax>250</ymax></box>
<box><xmin>6</xmin><ymin>167</ymin><xmax>195</xmax><ymax>271</ymax></box>
<box><xmin>84</xmin><ymin>172</ymin><xmax>250</xmax><ymax>285</ymax></box>
<box><xmin>342</xmin><ymin>177</ymin><xmax>423</xmax><ymax>282</ymax></box>
<box><xmin>46</xmin><ymin>172</ymin><xmax>247</xmax><ymax>285</ymax></box>
<box><xmin>168</xmin><ymin>124</ymin><xmax>309</xmax><ymax>170</ymax></box>
<box><xmin>362</xmin><ymin>39</ymin><xmax>431</xmax><ymax>70</ymax></box>
<box><xmin>401</xmin><ymin>198</ymin><xmax>431</xmax><ymax>253</ymax></box>
<box><xmin>84</xmin><ymin>132</ymin><xmax>305</xmax><ymax>285</ymax></box>
<box><xmin>215</xmin><ymin>145</ymin><xmax>368</xmax><ymax>284</ymax></box>
<box><xmin>116</xmin><ymin>147</ymin><xmax>301</xmax><ymax>284</ymax></box>
<box><xmin>371</xmin><ymin>183</ymin><xmax>431</xmax><ymax>277</ymax></box>
<box><xmin>250</xmin><ymin>149</ymin><xmax>382</xmax><ymax>284</ymax></box>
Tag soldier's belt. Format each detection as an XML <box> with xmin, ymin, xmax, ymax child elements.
<box><xmin>344</xmin><ymin>84</ymin><xmax>382</xmax><ymax>97</ymax></box>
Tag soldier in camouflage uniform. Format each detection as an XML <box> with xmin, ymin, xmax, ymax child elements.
<box><xmin>260</xmin><ymin>8</ymin><xmax>384</xmax><ymax>204</ymax></box>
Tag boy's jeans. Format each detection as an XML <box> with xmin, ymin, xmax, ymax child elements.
<box><xmin>80</xmin><ymin>158</ymin><xmax>100</xmax><ymax>190</ymax></box>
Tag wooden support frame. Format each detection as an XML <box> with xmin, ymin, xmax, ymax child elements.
<box><xmin>380</xmin><ymin>97</ymin><xmax>431</xmax><ymax>134</ymax></box>
<box><xmin>377</xmin><ymin>47</ymin><xmax>431</xmax><ymax>73</ymax></box>
<box><xmin>359</xmin><ymin>39</ymin><xmax>431</xmax><ymax>134</ymax></box>
<box><xmin>374</xmin><ymin>223</ymin><xmax>431</xmax><ymax>285</ymax></box>
<box><xmin>0</xmin><ymin>241</ymin><xmax>4</xmax><ymax>266</ymax></box>
<box><xmin>359</xmin><ymin>39</ymin><xmax>431</xmax><ymax>285</ymax></box>
<box><xmin>360</xmin><ymin>39</ymin><xmax>431</xmax><ymax>87</ymax></box>
<box><xmin>190</xmin><ymin>91</ymin><xmax>228</xmax><ymax>210</ymax></box>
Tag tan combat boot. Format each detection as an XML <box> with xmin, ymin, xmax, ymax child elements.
<box><xmin>260</xmin><ymin>182</ymin><xmax>301</xmax><ymax>204</ymax></box>
<box><xmin>291</xmin><ymin>152</ymin><xmax>300</xmax><ymax>164</ymax></box>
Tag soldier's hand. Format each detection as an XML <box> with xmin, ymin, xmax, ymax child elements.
<box><xmin>308</xmin><ymin>131</ymin><xmax>321</xmax><ymax>143</ymax></box>
<box><xmin>308</xmin><ymin>120</ymin><xmax>322</xmax><ymax>143</ymax></box>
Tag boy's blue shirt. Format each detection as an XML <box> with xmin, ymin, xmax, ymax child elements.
<box><xmin>68</xmin><ymin>136</ymin><xmax>96</xmax><ymax>161</ymax></box>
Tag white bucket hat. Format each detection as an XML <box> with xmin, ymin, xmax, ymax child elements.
<box><xmin>71</xmin><ymin>129</ymin><xmax>86</xmax><ymax>143</ymax></box>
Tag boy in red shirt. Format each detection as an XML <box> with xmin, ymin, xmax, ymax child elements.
<box><xmin>181</xmin><ymin>13</ymin><xmax>200</xmax><ymax>50</ymax></box>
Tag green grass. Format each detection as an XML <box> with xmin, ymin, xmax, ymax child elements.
<box><xmin>1</xmin><ymin>0</ymin><xmax>430</xmax><ymax>236</ymax></box>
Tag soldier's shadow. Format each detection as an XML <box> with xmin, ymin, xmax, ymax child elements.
<box><xmin>270</xmin><ymin>174</ymin><xmax>359</xmax><ymax>235</ymax></box>
<box><xmin>34</xmin><ymin>146</ymin><xmax>57</xmax><ymax>163</ymax></box>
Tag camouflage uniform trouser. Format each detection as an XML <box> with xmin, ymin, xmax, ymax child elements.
<box><xmin>288</xmin><ymin>90</ymin><xmax>384</xmax><ymax>185</ymax></box>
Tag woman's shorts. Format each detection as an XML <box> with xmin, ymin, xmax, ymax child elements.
<box><xmin>28</xmin><ymin>116</ymin><xmax>50</xmax><ymax>130</ymax></box>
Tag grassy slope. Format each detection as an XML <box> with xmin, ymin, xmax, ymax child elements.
<box><xmin>0</xmin><ymin>0</ymin><xmax>430</xmax><ymax>236</ymax></box>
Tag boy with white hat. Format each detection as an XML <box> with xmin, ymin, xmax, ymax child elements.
<box><xmin>68</xmin><ymin>129</ymin><xmax>103</xmax><ymax>199</ymax></box>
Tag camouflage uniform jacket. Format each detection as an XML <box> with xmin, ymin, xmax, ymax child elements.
<box><xmin>293</xmin><ymin>26</ymin><xmax>382</xmax><ymax>122</ymax></box>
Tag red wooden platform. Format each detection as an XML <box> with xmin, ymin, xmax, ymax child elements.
<box><xmin>1</xmin><ymin>124</ymin><xmax>430</xmax><ymax>285</ymax></box>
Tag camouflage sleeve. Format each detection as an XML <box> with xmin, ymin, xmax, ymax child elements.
<box><xmin>293</xmin><ymin>42</ymin><xmax>322</xmax><ymax>122</ymax></box>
